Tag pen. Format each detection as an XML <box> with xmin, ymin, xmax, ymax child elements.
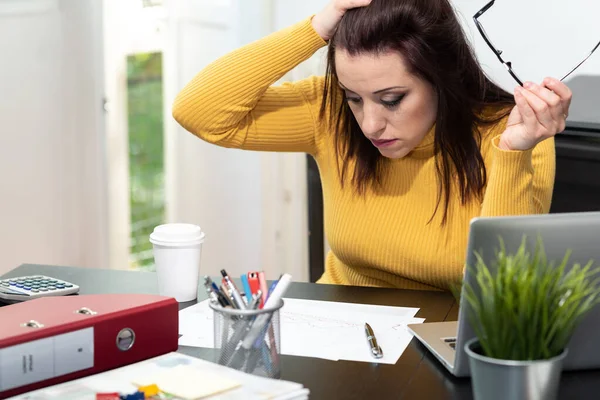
<box><xmin>240</xmin><ymin>273</ymin><xmax>253</xmax><ymax>304</ymax></box>
<box><xmin>266</xmin><ymin>280</ymin><xmax>278</xmax><ymax>301</ymax></box>
<box><xmin>242</xmin><ymin>273</ymin><xmax>292</xmax><ymax>349</ymax></box>
<box><xmin>220</xmin><ymin>284</ymin><xmax>235</xmax><ymax>308</ymax></box>
<box><xmin>249</xmin><ymin>290</ymin><xmax>262</xmax><ymax>310</ymax></box>
<box><xmin>221</xmin><ymin>269</ymin><xmax>247</xmax><ymax>309</ymax></box>
<box><xmin>211</xmin><ymin>282</ymin><xmax>231</xmax><ymax>307</ymax></box>
<box><xmin>247</xmin><ymin>271</ymin><xmax>261</xmax><ymax>297</ymax></box>
<box><xmin>365</xmin><ymin>323</ymin><xmax>383</xmax><ymax>359</ymax></box>
<box><xmin>203</xmin><ymin>276</ymin><xmax>223</xmax><ymax>306</ymax></box>
<box><xmin>258</xmin><ymin>271</ymin><xmax>268</xmax><ymax>309</ymax></box>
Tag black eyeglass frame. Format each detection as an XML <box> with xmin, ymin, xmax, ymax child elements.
<box><xmin>473</xmin><ymin>0</ymin><xmax>600</xmax><ymax>87</ymax></box>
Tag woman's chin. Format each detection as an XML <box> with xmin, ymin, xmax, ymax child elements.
<box><xmin>378</xmin><ymin>146</ymin><xmax>411</xmax><ymax>159</ymax></box>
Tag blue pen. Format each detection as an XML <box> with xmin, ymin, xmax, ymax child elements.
<box><xmin>266</xmin><ymin>280</ymin><xmax>278</xmax><ymax>301</ymax></box>
<box><xmin>211</xmin><ymin>282</ymin><xmax>231</xmax><ymax>307</ymax></box>
<box><xmin>240</xmin><ymin>273</ymin><xmax>253</xmax><ymax>303</ymax></box>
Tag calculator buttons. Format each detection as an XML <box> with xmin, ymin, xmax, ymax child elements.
<box><xmin>0</xmin><ymin>275</ymin><xmax>79</xmax><ymax>302</ymax></box>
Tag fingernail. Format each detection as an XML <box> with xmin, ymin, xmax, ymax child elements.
<box><xmin>524</xmin><ymin>82</ymin><xmax>533</xmax><ymax>89</ymax></box>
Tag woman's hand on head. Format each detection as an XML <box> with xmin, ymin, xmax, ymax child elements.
<box><xmin>498</xmin><ymin>78</ymin><xmax>572</xmax><ymax>151</ymax></box>
<box><xmin>311</xmin><ymin>0</ymin><xmax>373</xmax><ymax>41</ymax></box>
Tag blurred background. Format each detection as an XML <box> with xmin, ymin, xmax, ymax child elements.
<box><xmin>0</xmin><ymin>0</ymin><xmax>598</xmax><ymax>282</ymax></box>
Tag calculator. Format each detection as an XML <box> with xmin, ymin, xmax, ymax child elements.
<box><xmin>0</xmin><ymin>275</ymin><xmax>80</xmax><ymax>303</ymax></box>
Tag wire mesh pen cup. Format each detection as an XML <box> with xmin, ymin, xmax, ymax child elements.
<box><xmin>209</xmin><ymin>299</ymin><xmax>283</xmax><ymax>379</ymax></box>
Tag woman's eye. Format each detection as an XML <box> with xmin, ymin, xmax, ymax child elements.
<box><xmin>381</xmin><ymin>95</ymin><xmax>405</xmax><ymax>109</ymax></box>
<box><xmin>345</xmin><ymin>97</ymin><xmax>361</xmax><ymax>104</ymax></box>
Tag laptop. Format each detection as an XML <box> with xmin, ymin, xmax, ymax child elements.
<box><xmin>407</xmin><ymin>211</ymin><xmax>600</xmax><ymax>377</ymax></box>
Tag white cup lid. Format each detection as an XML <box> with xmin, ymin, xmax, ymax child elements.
<box><xmin>149</xmin><ymin>223</ymin><xmax>205</xmax><ymax>246</ymax></box>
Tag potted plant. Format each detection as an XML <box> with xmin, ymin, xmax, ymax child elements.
<box><xmin>456</xmin><ymin>236</ymin><xmax>600</xmax><ymax>400</ymax></box>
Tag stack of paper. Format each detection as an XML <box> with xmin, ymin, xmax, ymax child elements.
<box><xmin>179</xmin><ymin>298</ymin><xmax>424</xmax><ymax>364</ymax></box>
<box><xmin>7</xmin><ymin>352</ymin><xmax>309</xmax><ymax>400</ymax></box>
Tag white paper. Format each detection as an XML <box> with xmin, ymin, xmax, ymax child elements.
<box><xmin>6</xmin><ymin>352</ymin><xmax>308</xmax><ymax>400</ymax></box>
<box><xmin>178</xmin><ymin>298</ymin><xmax>424</xmax><ymax>364</ymax></box>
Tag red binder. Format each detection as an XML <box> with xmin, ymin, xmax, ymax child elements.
<box><xmin>0</xmin><ymin>293</ymin><xmax>179</xmax><ymax>399</ymax></box>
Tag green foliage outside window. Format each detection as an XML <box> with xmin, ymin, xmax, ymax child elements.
<box><xmin>126</xmin><ymin>52</ymin><xmax>165</xmax><ymax>270</ymax></box>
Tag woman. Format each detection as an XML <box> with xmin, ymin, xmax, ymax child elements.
<box><xmin>172</xmin><ymin>0</ymin><xmax>570</xmax><ymax>291</ymax></box>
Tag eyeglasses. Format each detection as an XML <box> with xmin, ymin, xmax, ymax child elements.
<box><xmin>473</xmin><ymin>0</ymin><xmax>600</xmax><ymax>86</ymax></box>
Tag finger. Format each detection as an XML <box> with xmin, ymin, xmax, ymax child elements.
<box><xmin>523</xmin><ymin>81</ymin><xmax>566</xmax><ymax>132</ymax></box>
<box><xmin>542</xmin><ymin>77</ymin><xmax>572</xmax><ymax>117</ymax></box>
<box><xmin>342</xmin><ymin>0</ymin><xmax>373</xmax><ymax>9</ymax></box>
<box><xmin>505</xmin><ymin>101</ymin><xmax>522</xmax><ymax>127</ymax></box>
<box><xmin>514</xmin><ymin>87</ymin><xmax>540</xmax><ymax>136</ymax></box>
<box><xmin>518</xmin><ymin>86</ymin><xmax>555</xmax><ymax>132</ymax></box>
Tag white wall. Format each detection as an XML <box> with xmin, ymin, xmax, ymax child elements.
<box><xmin>452</xmin><ymin>0</ymin><xmax>599</xmax><ymax>123</ymax></box>
<box><xmin>163</xmin><ymin>0</ymin><xmax>321</xmax><ymax>282</ymax></box>
<box><xmin>273</xmin><ymin>0</ymin><xmax>330</xmax><ymax>270</ymax></box>
<box><xmin>163</xmin><ymin>0</ymin><xmax>266</xmax><ymax>280</ymax></box>
<box><xmin>0</xmin><ymin>0</ymin><xmax>107</xmax><ymax>275</ymax></box>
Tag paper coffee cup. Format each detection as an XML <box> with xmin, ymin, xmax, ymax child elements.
<box><xmin>149</xmin><ymin>223</ymin><xmax>205</xmax><ymax>302</ymax></box>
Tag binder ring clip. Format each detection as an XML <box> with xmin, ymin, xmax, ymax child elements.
<box><xmin>116</xmin><ymin>328</ymin><xmax>136</xmax><ymax>351</ymax></box>
<box><xmin>21</xmin><ymin>320</ymin><xmax>44</xmax><ymax>328</ymax></box>
<box><xmin>75</xmin><ymin>307</ymin><xmax>97</xmax><ymax>315</ymax></box>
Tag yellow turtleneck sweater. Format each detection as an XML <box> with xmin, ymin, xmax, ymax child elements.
<box><xmin>172</xmin><ymin>17</ymin><xmax>556</xmax><ymax>291</ymax></box>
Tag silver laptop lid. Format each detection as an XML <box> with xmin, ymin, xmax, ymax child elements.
<box><xmin>454</xmin><ymin>211</ymin><xmax>600</xmax><ymax>376</ymax></box>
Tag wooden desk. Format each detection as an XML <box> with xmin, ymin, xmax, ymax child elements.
<box><xmin>2</xmin><ymin>264</ymin><xmax>599</xmax><ymax>399</ymax></box>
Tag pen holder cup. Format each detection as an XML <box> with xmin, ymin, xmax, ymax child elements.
<box><xmin>209</xmin><ymin>300</ymin><xmax>283</xmax><ymax>379</ymax></box>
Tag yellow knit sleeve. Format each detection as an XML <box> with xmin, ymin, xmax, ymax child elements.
<box><xmin>480</xmin><ymin>133</ymin><xmax>556</xmax><ymax>216</ymax></box>
<box><xmin>172</xmin><ymin>16</ymin><xmax>327</xmax><ymax>156</ymax></box>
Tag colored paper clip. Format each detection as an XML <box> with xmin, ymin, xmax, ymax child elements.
<box><xmin>120</xmin><ymin>391</ymin><xmax>145</xmax><ymax>400</ymax></box>
<box><xmin>139</xmin><ymin>384</ymin><xmax>160</xmax><ymax>397</ymax></box>
<box><xmin>96</xmin><ymin>394</ymin><xmax>120</xmax><ymax>400</ymax></box>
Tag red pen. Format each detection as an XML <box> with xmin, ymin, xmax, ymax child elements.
<box><xmin>247</xmin><ymin>271</ymin><xmax>261</xmax><ymax>296</ymax></box>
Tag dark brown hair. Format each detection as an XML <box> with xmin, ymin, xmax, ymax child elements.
<box><xmin>319</xmin><ymin>0</ymin><xmax>515</xmax><ymax>223</ymax></box>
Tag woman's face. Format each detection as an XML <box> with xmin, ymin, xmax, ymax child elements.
<box><xmin>335</xmin><ymin>49</ymin><xmax>438</xmax><ymax>159</ymax></box>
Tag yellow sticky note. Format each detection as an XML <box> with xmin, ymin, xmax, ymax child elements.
<box><xmin>133</xmin><ymin>365</ymin><xmax>241</xmax><ymax>400</ymax></box>
<box><xmin>138</xmin><ymin>384</ymin><xmax>160</xmax><ymax>397</ymax></box>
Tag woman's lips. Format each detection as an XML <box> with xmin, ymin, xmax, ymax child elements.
<box><xmin>371</xmin><ymin>138</ymin><xmax>398</xmax><ymax>148</ymax></box>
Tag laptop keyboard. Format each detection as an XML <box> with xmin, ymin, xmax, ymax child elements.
<box><xmin>442</xmin><ymin>337</ymin><xmax>457</xmax><ymax>350</ymax></box>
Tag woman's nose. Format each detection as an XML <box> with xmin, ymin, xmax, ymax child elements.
<box><xmin>361</xmin><ymin>106</ymin><xmax>386</xmax><ymax>138</ymax></box>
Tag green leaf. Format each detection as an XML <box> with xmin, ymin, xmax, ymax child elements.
<box><xmin>461</xmin><ymin>235</ymin><xmax>600</xmax><ymax>361</ymax></box>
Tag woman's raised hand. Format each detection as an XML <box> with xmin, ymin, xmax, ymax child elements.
<box><xmin>499</xmin><ymin>78</ymin><xmax>572</xmax><ymax>151</ymax></box>
<box><xmin>311</xmin><ymin>0</ymin><xmax>373</xmax><ymax>41</ymax></box>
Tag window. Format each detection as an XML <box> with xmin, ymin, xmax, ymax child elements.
<box><xmin>126</xmin><ymin>52</ymin><xmax>165</xmax><ymax>270</ymax></box>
